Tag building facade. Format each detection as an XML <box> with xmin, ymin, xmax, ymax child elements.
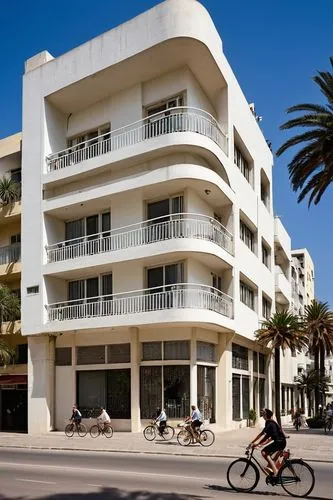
<box><xmin>0</xmin><ymin>133</ymin><xmax>27</xmax><ymax>432</ymax></box>
<box><xmin>21</xmin><ymin>0</ymin><xmax>306</xmax><ymax>433</ymax></box>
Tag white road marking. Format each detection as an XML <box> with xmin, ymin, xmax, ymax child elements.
<box><xmin>0</xmin><ymin>461</ymin><xmax>213</xmax><ymax>482</ymax></box>
<box><xmin>16</xmin><ymin>479</ymin><xmax>55</xmax><ymax>484</ymax></box>
<box><xmin>86</xmin><ymin>484</ymin><xmax>103</xmax><ymax>487</ymax></box>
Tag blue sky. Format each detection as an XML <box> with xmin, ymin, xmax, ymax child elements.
<box><xmin>0</xmin><ymin>0</ymin><xmax>332</xmax><ymax>306</ymax></box>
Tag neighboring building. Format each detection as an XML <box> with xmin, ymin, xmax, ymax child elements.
<box><xmin>0</xmin><ymin>133</ymin><xmax>27</xmax><ymax>432</ymax></box>
<box><xmin>21</xmin><ymin>0</ymin><xmax>301</xmax><ymax>433</ymax></box>
<box><xmin>291</xmin><ymin>249</ymin><xmax>314</xmax><ymax>315</ymax></box>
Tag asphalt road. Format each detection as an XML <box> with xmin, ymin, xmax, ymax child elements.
<box><xmin>0</xmin><ymin>448</ymin><xmax>331</xmax><ymax>499</ymax></box>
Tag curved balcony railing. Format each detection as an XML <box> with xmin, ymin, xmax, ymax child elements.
<box><xmin>45</xmin><ymin>213</ymin><xmax>234</xmax><ymax>264</ymax></box>
<box><xmin>46</xmin><ymin>283</ymin><xmax>234</xmax><ymax>322</ymax></box>
<box><xmin>0</xmin><ymin>243</ymin><xmax>21</xmax><ymax>265</ymax></box>
<box><xmin>46</xmin><ymin>107</ymin><xmax>228</xmax><ymax>172</ymax></box>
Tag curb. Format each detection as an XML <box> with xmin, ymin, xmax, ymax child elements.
<box><xmin>0</xmin><ymin>443</ymin><xmax>332</xmax><ymax>464</ymax></box>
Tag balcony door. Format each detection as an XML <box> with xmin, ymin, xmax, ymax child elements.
<box><xmin>147</xmin><ymin>263</ymin><xmax>183</xmax><ymax>310</ymax></box>
<box><xmin>145</xmin><ymin>95</ymin><xmax>184</xmax><ymax>138</ymax></box>
<box><xmin>147</xmin><ymin>196</ymin><xmax>183</xmax><ymax>242</ymax></box>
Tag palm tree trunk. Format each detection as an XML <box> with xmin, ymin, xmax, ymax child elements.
<box><xmin>314</xmin><ymin>346</ymin><xmax>320</xmax><ymax>413</ymax></box>
<box><xmin>319</xmin><ymin>344</ymin><xmax>326</xmax><ymax>410</ymax></box>
<box><xmin>274</xmin><ymin>347</ymin><xmax>281</xmax><ymax>425</ymax></box>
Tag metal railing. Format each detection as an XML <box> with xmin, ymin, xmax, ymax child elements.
<box><xmin>46</xmin><ymin>283</ymin><xmax>234</xmax><ymax>322</ymax></box>
<box><xmin>0</xmin><ymin>243</ymin><xmax>21</xmax><ymax>265</ymax></box>
<box><xmin>46</xmin><ymin>213</ymin><xmax>233</xmax><ymax>263</ymax></box>
<box><xmin>46</xmin><ymin>107</ymin><xmax>228</xmax><ymax>172</ymax></box>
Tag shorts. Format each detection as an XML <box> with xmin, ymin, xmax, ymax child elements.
<box><xmin>263</xmin><ymin>439</ymin><xmax>286</xmax><ymax>455</ymax></box>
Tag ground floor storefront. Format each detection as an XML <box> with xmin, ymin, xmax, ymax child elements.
<box><xmin>0</xmin><ymin>375</ymin><xmax>28</xmax><ymax>432</ymax></box>
<box><xmin>27</xmin><ymin>327</ymin><xmax>271</xmax><ymax>434</ymax></box>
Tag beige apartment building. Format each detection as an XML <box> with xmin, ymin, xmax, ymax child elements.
<box><xmin>0</xmin><ymin>133</ymin><xmax>27</xmax><ymax>432</ymax></box>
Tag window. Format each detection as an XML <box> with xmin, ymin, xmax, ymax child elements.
<box><xmin>77</xmin><ymin>369</ymin><xmax>130</xmax><ymax>419</ymax></box>
<box><xmin>142</xmin><ymin>341</ymin><xmax>190</xmax><ymax>361</ymax></box>
<box><xmin>253</xmin><ymin>351</ymin><xmax>258</xmax><ymax>372</ymax></box>
<box><xmin>10</xmin><ymin>234</ymin><xmax>21</xmax><ymax>245</ymax></box>
<box><xmin>147</xmin><ymin>263</ymin><xmax>183</xmax><ymax>291</ymax></box>
<box><xmin>240</xmin><ymin>220</ymin><xmax>254</xmax><ymax>252</ymax></box>
<box><xmin>107</xmin><ymin>344</ymin><xmax>130</xmax><ymax>363</ymax></box>
<box><xmin>65</xmin><ymin>212</ymin><xmax>111</xmax><ymax>241</ymax></box>
<box><xmin>146</xmin><ymin>95</ymin><xmax>184</xmax><ymax>117</ymax></box>
<box><xmin>11</xmin><ymin>168</ymin><xmax>21</xmax><ymax>184</ymax></box>
<box><xmin>27</xmin><ymin>285</ymin><xmax>39</xmax><ymax>295</ymax></box>
<box><xmin>76</xmin><ymin>345</ymin><xmax>105</xmax><ymax>365</ymax></box>
<box><xmin>212</xmin><ymin>274</ymin><xmax>222</xmax><ymax>291</ymax></box>
<box><xmin>145</xmin><ymin>95</ymin><xmax>185</xmax><ymax>140</ymax></box>
<box><xmin>197</xmin><ymin>366</ymin><xmax>216</xmax><ymax>422</ymax></box>
<box><xmin>147</xmin><ymin>196</ymin><xmax>183</xmax><ymax>221</ymax></box>
<box><xmin>68</xmin><ymin>274</ymin><xmax>112</xmax><ymax>303</ymax></box>
<box><xmin>232</xmin><ymin>374</ymin><xmax>249</xmax><ymax>420</ymax></box>
<box><xmin>234</xmin><ymin>145</ymin><xmax>250</xmax><ymax>182</ymax></box>
<box><xmin>261</xmin><ymin>182</ymin><xmax>269</xmax><ymax>207</ymax></box>
<box><xmin>67</xmin><ymin>124</ymin><xmax>111</xmax><ymax>151</ymax></box>
<box><xmin>15</xmin><ymin>344</ymin><xmax>27</xmax><ymax>364</ymax></box>
<box><xmin>262</xmin><ymin>297</ymin><xmax>271</xmax><ymax>319</ymax></box>
<box><xmin>240</xmin><ymin>281</ymin><xmax>254</xmax><ymax>310</ymax></box>
<box><xmin>259</xmin><ymin>353</ymin><xmax>266</xmax><ymax>374</ymax></box>
<box><xmin>197</xmin><ymin>342</ymin><xmax>216</xmax><ymax>362</ymax></box>
<box><xmin>262</xmin><ymin>242</ymin><xmax>270</xmax><ymax>268</ymax></box>
<box><xmin>232</xmin><ymin>344</ymin><xmax>249</xmax><ymax>370</ymax></box>
<box><xmin>55</xmin><ymin>347</ymin><xmax>72</xmax><ymax>366</ymax></box>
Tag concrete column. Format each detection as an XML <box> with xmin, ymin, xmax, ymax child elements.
<box><xmin>28</xmin><ymin>334</ymin><xmax>55</xmax><ymax>434</ymax></box>
<box><xmin>216</xmin><ymin>331</ymin><xmax>235</xmax><ymax>428</ymax></box>
<box><xmin>190</xmin><ymin>328</ymin><xmax>197</xmax><ymax>410</ymax></box>
<box><xmin>130</xmin><ymin>327</ymin><xmax>140</xmax><ymax>432</ymax></box>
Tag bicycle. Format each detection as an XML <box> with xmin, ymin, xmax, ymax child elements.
<box><xmin>90</xmin><ymin>420</ymin><xmax>113</xmax><ymax>438</ymax></box>
<box><xmin>176</xmin><ymin>422</ymin><xmax>215</xmax><ymax>447</ymax></box>
<box><xmin>324</xmin><ymin>416</ymin><xmax>332</xmax><ymax>434</ymax></box>
<box><xmin>227</xmin><ymin>444</ymin><xmax>315</xmax><ymax>497</ymax></box>
<box><xmin>293</xmin><ymin>415</ymin><xmax>301</xmax><ymax>431</ymax></box>
<box><xmin>143</xmin><ymin>421</ymin><xmax>175</xmax><ymax>441</ymax></box>
<box><xmin>65</xmin><ymin>420</ymin><xmax>87</xmax><ymax>437</ymax></box>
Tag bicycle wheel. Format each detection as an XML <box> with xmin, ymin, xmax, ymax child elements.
<box><xmin>279</xmin><ymin>459</ymin><xmax>315</xmax><ymax>497</ymax></box>
<box><xmin>90</xmin><ymin>425</ymin><xmax>100</xmax><ymax>438</ymax></box>
<box><xmin>161</xmin><ymin>425</ymin><xmax>174</xmax><ymax>441</ymax></box>
<box><xmin>104</xmin><ymin>425</ymin><xmax>113</xmax><ymax>438</ymax></box>
<box><xmin>199</xmin><ymin>429</ymin><xmax>215</xmax><ymax>447</ymax></box>
<box><xmin>65</xmin><ymin>423</ymin><xmax>74</xmax><ymax>438</ymax></box>
<box><xmin>177</xmin><ymin>429</ymin><xmax>191</xmax><ymax>446</ymax></box>
<box><xmin>324</xmin><ymin>420</ymin><xmax>331</xmax><ymax>434</ymax></box>
<box><xmin>227</xmin><ymin>458</ymin><xmax>259</xmax><ymax>493</ymax></box>
<box><xmin>77</xmin><ymin>423</ymin><xmax>87</xmax><ymax>437</ymax></box>
<box><xmin>143</xmin><ymin>425</ymin><xmax>156</xmax><ymax>441</ymax></box>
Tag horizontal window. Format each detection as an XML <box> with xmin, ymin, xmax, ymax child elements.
<box><xmin>107</xmin><ymin>344</ymin><xmax>130</xmax><ymax>364</ymax></box>
<box><xmin>142</xmin><ymin>341</ymin><xmax>190</xmax><ymax>361</ymax></box>
<box><xmin>55</xmin><ymin>347</ymin><xmax>72</xmax><ymax>366</ymax></box>
<box><xmin>76</xmin><ymin>345</ymin><xmax>105</xmax><ymax>365</ymax></box>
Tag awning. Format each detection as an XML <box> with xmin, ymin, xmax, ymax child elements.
<box><xmin>0</xmin><ymin>375</ymin><xmax>27</xmax><ymax>386</ymax></box>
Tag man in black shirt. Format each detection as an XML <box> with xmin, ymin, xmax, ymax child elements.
<box><xmin>250</xmin><ymin>408</ymin><xmax>287</xmax><ymax>476</ymax></box>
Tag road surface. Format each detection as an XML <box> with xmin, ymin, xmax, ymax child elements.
<box><xmin>0</xmin><ymin>448</ymin><xmax>330</xmax><ymax>499</ymax></box>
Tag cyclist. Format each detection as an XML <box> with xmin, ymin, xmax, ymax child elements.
<box><xmin>250</xmin><ymin>408</ymin><xmax>287</xmax><ymax>476</ymax></box>
<box><xmin>293</xmin><ymin>407</ymin><xmax>301</xmax><ymax>429</ymax></box>
<box><xmin>97</xmin><ymin>407</ymin><xmax>111</xmax><ymax>430</ymax></box>
<box><xmin>185</xmin><ymin>404</ymin><xmax>202</xmax><ymax>440</ymax></box>
<box><xmin>155</xmin><ymin>408</ymin><xmax>167</xmax><ymax>434</ymax></box>
<box><xmin>70</xmin><ymin>404</ymin><xmax>82</xmax><ymax>429</ymax></box>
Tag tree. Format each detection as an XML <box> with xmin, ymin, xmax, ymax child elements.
<box><xmin>303</xmin><ymin>299</ymin><xmax>333</xmax><ymax>411</ymax></box>
<box><xmin>0</xmin><ymin>176</ymin><xmax>21</xmax><ymax>206</ymax></box>
<box><xmin>0</xmin><ymin>338</ymin><xmax>14</xmax><ymax>366</ymax></box>
<box><xmin>256</xmin><ymin>311</ymin><xmax>307</xmax><ymax>425</ymax></box>
<box><xmin>276</xmin><ymin>57</ymin><xmax>333</xmax><ymax>206</ymax></box>
<box><xmin>0</xmin><ymin>285</ymin><xmax>21</xmax><ymax>333</ymax></box>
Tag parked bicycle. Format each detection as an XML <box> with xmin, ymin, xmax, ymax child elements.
<box><xmin>90</xmin><ymin>421</ymin><xmax>113</xmax><ymax>438</ymax></box>
<box><xmin>176</xmin><ymin>421</ymin><xmax>215</xmax><ymax>447</ymax></box>
<box><xmin>143</xmin><ymin>421</ymin><xmax>175</xmax><ymax>441</ymax></box>
<box><xmin>65</xmin><ymin>420</ymin><xmax>87</xmax><ymax>437</ymax></box>
<box><xmin>227</xmin><ymin>444</ymin><xmax>315</xmax><ymax>497</ymax></box>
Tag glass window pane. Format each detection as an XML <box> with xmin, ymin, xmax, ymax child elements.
<box><xmin>107</xmin><ymin>369</ymin><xmax>131</xmax><ymax>418</ymax></box>
<box><xmin>102</xmin><ymin>212</ymin><xmax>111</xmax><ymax>233</ymax></box>
<box><xmin>65</xmin><ymin>219</ymin><xmax>84</xmax><ymax>241</ymax></box>
<box><xmin>107</xmin><ymin>344</ymin><xmax>130</xmax><ymax>363</ymax></box>
<box><xmin>164</xmin><ymin>341</ymin><xmax>189</xmax><ymax>360</ymax></box>
<box><xmin>232</xmin><ymin>344</ymin><xmax>249</xmax><ymax>370</ymax></box>
<box><xmin>242</xmin><ymin>376</ymin><xmax>250</xmax><ymax>419</ymax></box>
<box><xmin>253</xmin><ymin>351</ymin><xmax>258</xmax><ymax>372</ymax></box>
<box><xmin>232</xmin><ymin>374</ymin><xmax>241</xmax><ymax>420</ymax></box>
<box><xmin>77</xmin><ymin>370</ymin><xmax>106</xmax><ymax>417</ymax></box>
<box><xmin>147</xmin><ymin>199</ymin><xmax>169</xmax><ymax>220</ymax></box>
<box><xmin>197</xmin><ymin>366</ymin><xmax>216</xmax><ymax>423</ymax></box>
<box><xmin>259</xmin><ymin>378</ymin><xmax>266</xmax><ymax>410</ymax></box>
<box><xmin>165</xmin><ymin>263</ymin><xmax>183</xmax><ymax>285</ymax></box>
<box><xmin>147</xmin><ymin>267</ymin><xmax>163</xmax><ymax>289</ymax></box>
<box><xmin>164</xmin><ymin>365</ymin><xmax>190</xmax><ymax>419</ymax></box>
<box><xmin>142</xmin><ymin>342</ymin><xmax>162</xmax><ymax>361</ymax></box>
<box><xmin>102</xmin><ymin>274</ymin><xmax>112</xmax><ymax>297</ymax></box>
<box><xmin>86</xmin><ymin>215</ymin><xmax>98</xmax><ymax>236</ymax></box>
<box><xmin>76</xmin><ymin>345</ymin><xmax>105</xmax><ymax>365</ymax></box>
<box><xmin>140</xmin><ymin>366</ymin><xmax>162</xmax><ymax>419</ymax></box>
<box><xmin>86</xmin><ymin>278</ymin><xmax>99</xmax><ymax>298</ymax></box>
<box><xmin>68</xmin><ymin>280</ymin><xmax>84</xmax><ymax>302</ymax></box>
<box><xmin>259</xmin><ymin>353</ymin><xmax>266</xmax><ymax>374</ymax></box>
<box><xmin>197</xmin><ymin>342</ymin><xmax>217</xmax><ymax>363</ymax></box>
<box><xmin>55</xmin><ymin>347</ymin><xmax>72</xmax><ymax>366</ymax></box>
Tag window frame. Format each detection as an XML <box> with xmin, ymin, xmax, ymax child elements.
<box><xmin>240</xmin><ymin>281</ymin><xmax>255</xmax><ymax>310</ymax></box>
<box><xmin>240</xmin><ymin>220</ymin><xmax>255</xmax><ymax>252</ymax></box>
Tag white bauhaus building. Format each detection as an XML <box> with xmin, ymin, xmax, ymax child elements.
<box><xmin>22</xmin><ymin>0</ymin><xmax>305</xmax><ymax>433</ymax></box>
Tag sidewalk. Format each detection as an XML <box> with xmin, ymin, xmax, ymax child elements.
<box><xmin>0</xmin><ymin>425</ymin><xmax>332</xmax><ymax>463</ymax></box>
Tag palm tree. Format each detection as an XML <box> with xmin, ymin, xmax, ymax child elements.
<box><xmin>0</xmin><ymin>285</ymin><xmax>21</xmax><ymax>333</ymax></box>
<box><xmin>296</xmin><ymin>369</ymin><xmax>318</xmax><ymax>417</ymax></box>
<box><xmin>256</xmin><ymin>311</ymin><xmax>308</xmax><ymax>425</ymax></box>
<box><xmin>303</xmin><ymin>300</ymin><xmax>333</xmax><ymax>411</ymax></box>
<box><xmin>0</xmin><ymin>338</ymin><xmax>14</xmax><ymax>366</ymax></box>
<box><xmin>0</xmin><ymin>176</ymin><xmax>21</xmax><ymax>206</ymax></box>
<box><xmin>276</xmin><ymin>56</ymin><xmax>333</xmax><ymax>206</ymax></box>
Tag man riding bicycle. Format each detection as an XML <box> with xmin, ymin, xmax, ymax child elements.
<box><xmin>250</xmin><ymin>408</ymin><xmax>287</xmax><ymax>476</ymax></box>
<box><xmin>97</xmin><ymin>407</ymin><xmax>111</xmax><ymax>430</ymax></box>
<box><xmin>185</xmin><ymin>405</ymin><xmax>202</xmax><ymax>440</ymax></box>
<box><xmin>70</xmin><ymin>404</ymin><xmax>82</xmax><ymax>428</ymax></box>
<box><xmin>155</xmin><ymin>408</ymin><xmax>167</xmax><ymax>434</ymax></box>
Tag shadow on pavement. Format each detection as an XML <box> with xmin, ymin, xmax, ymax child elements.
<box><xmin>0</xmin><ymin>488</ymin><xmax>207</xmax><ymax>500</ymax></box>
<box><xmin>206</xmin><ymin>484</ymin><xmax>331</xmax><ymax>500</ymax></box>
